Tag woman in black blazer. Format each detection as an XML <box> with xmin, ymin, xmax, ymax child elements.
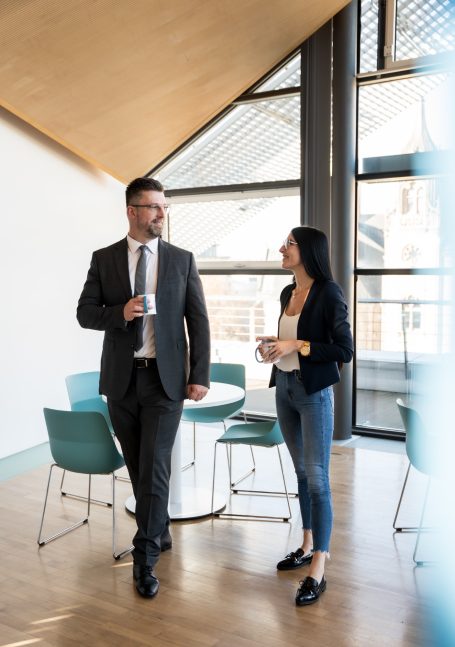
<box><xmin>257</xmin><ymin>226</ymin><xmax>353</xmax><ymax>606</ymax></box>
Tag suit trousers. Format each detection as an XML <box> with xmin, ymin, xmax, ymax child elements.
<box><xmin>107</xmin><ymin>361</ymin><xmax>183</xmax><ymax>567</ymax></box>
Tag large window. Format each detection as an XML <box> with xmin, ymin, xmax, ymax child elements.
<box><xmin>154</xmin><ymin>53</ymin><xmax>301</xmax><ymax>390</ymax></box>
<box><xmin>147</xmin><ymin>1</ymin><xmax>451</xmax><ymax>435</ymax></box>
<box><xmin>356</xmin><ymin>0</ymin><xmax>452</xmax><ymax>433</ymax></box>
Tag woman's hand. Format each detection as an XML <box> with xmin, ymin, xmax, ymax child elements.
<box><xmin>255</xmin><ymin>336</ymin><xmax>299</xmax><ymax>363</ymax></box>
<box><xmin>255</xmin><ymin>335</ymin><xmax>276</xmax><ymax>363</ymax></box>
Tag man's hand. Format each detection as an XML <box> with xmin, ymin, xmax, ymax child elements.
<box><xmin>186</xmin><ymin>384</ymin><xmax>209</xmax><ymax>401</ymax></box>
<box><xmin>123</xmin><ymin>296</ymin><xmax>145</xmax><ymax>321</ymax></box>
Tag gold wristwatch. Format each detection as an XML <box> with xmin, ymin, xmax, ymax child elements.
<box><xmin>299</xmin><ymin>340</ymin><xmax>311</xmax><ymax>357</ymax></box>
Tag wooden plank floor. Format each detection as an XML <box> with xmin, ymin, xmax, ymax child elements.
<box><xmin>0</xmin><ymin>432</ymin><xmax>432</xmax><ymax>647</ymax></box>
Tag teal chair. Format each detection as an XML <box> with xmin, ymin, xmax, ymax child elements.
<box><xmin>64</xmin><ymin>372</ymin><xmax>129</xmax><ymax>504</ymax></box>
<box><xmin>66</xmin><ymin>371</ymin><xmax>112</xmax><ymax>425</ymax></box>
<box><xmin>37</xmin><ymin>408</ymin><xmax>133</xmax><ymax>560</ymax></box>
<box><xmin>211</xmin><ymin>419</ymin><xmax>293</xmax><ymax>522</ymax></box>
<box><xmin>393</xmin><ymin>398</ymin><xmax>437</xmax><ymax>566</ymax></box>
<box><xmin>181</xmin><ymin>363</ymin><xmax>247</xmax><ymax>470</ymax></box>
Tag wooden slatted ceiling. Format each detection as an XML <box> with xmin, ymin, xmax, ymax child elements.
<box><xmin>0</xmin><ymin>0</ymin><xmax>349</xmax><ymax>183</ymax></box>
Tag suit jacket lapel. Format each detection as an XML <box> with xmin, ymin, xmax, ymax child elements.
<box><xmin>156</xmin><ymin>239</ymin><xmax>170</xmax><ymax>299</ymax></box>
<box><xmin>113</xmin><ymin>237</ymin><xmax>132</xmax><ymax>299</ymax></box>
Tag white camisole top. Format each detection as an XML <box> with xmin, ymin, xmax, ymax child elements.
<box><xmin>278</xmin><ymin>312</ymin><xmax>301</xmax><ymax>372</ymax></box>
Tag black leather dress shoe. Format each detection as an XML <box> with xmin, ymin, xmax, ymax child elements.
<box><xmin>133</xmin><ymin>564</ymin><xmax>159</xmax><ymax>598</ymax></box>
<box><xmin>295</xmin><ymin>576</ymin><xmax>326</xmax><ymax>606</ymax></box>
<box><xmin>277</xmin><ymin>548</ymin><xmax>313</xmax><ymax>570</ymax></box>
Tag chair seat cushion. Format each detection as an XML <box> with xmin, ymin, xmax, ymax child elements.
<box><xmin>217</xmin><ymin>421</ymin><xmax>282</xmax><ymax>447</ymax></box>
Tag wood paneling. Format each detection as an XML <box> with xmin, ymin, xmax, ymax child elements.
<box><xmin>0</xmin><ymin>0</ymin><xmax>349</xmax><ymax>182</ymax></box>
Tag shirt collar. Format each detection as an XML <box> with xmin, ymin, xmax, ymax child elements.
<box><xmin>127</xmin><ymin>235</ymin><xmax>159</xmax><ymax>255</ymax></box>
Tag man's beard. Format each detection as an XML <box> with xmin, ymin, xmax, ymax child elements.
<box><xmin>147</xmin><ymin>222</ymin><xmax>163</xmax><ymax>238</ymax></box>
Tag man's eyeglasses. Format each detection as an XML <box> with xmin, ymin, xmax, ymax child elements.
<box><xmin>131</xmin><ymin>203</ymin><xmax>171</xmax><ymax>215</ymax></box>
<box><xmin>283</xmin><ymin>238</ymin><xmax>298</xmax><ymax>249</ymax></box>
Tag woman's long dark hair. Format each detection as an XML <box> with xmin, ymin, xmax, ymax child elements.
<box><xmin>291</xmin><ymin>226</ymin><xmax>333</xmax><ymax>281</ymax></box>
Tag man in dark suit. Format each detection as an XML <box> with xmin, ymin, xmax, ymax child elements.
<box><xmin>77</xmin><ymin>177</ymin><xmax>210</xmax><ymax>598</ymax></box>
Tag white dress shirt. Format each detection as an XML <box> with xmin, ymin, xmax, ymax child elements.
<box><xmin>127</xmin><ymin>234</ymin><xmax>159</xmax><ymax>358</ymax></box>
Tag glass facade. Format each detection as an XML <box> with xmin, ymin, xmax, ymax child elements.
<box><xmin>164</xmin><ymin>196</ymin><xmax>300</xmax><ymax>262</ymax></box>
<box><xmin>150</xmin><ymin>1</ymin><xmax>452</xmax><ymax>434</ymax></box>
<box><xmin>359</xmin><ymin>0</ymin><xmax>378</xmax><ymax>73</ymax></box>
<box><xmin>254</xmin><ymin>53</ymin><xmax>301</xmax><ymax>91</ymax></box>
<box><xmin>157</xmin><ymin>95</ymin><xmax>300</xmax><ymax>189</ymax></box>
<box><xmin>358</xmin><ymin>74</ymin><xmax>449</xmax><ymax>165</ymax></box>
<box><xmin>200</xmin><ymin>274</ymin><xmax>291</xmax><ymax>389</ymax></box>
<box><xmin>154</xmin><ymin>53</ymin><xmax>301</xmax><ymax>389</ymax></box>
<box><xmin>357</xmin><ymin>178</ymin><xmax>443</xmax><ymax>270</ymax></box>
<box><xmin>395</xmin><ymin>0</ymin><xmax>455</xmax><ymax>61</ymax></box>
<box><xmin>356</xmin><ymin>0</ymin><xmax>451</xmax><ymax>433</ymax></box>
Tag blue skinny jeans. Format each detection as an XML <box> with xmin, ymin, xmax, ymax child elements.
<box><xmin>275</xmin><ymin>369</ymin><xmax>334</xmax><ymax>552</ymax></box>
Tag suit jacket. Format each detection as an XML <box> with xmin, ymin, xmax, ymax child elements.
<box><xmin>269</xmin><ymin>280</ymin><xmax>353</xmax><ymax>395</ymax></box>
<box><xmin>77</xmin><ymin>237</ymin><xmax>211</xmax><ymax>401</ymax></box>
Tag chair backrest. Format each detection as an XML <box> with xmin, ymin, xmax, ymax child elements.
<box><xmin>210</xmin><ymin>363</ymin><xmax>245</xmax><ymax>390</ymax></box>
<box><xmin>71</xmin><ymin>396</ymin><xmax>110</xmax><ymax>420</ymax></box>
<box><xmin>65</xmin><ymin>371</ymin><xmax>101</xmax><ymax>407</ymax></box>
<box><xmin>396</xmin><ymin>398</ymin><xmax>435</xmax><ymax>476</ymax></box>
<box><xmin>182</xmin><ymin>363</ymin><xmax>246</xmax><ymax>423</ymax></box>
<box><xmin>43</xmin><ymin>408</ymin><xmax>124</xmax><ymax>475</ymax></box>
<box><xmin>65</xmin><ymin>371</ymin><xmax>112</xmax><ymax>430</ymax></box>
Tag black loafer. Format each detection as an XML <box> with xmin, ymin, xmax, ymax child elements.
<box><xmin>133</xmin><ymin>564</ymin><xmax>160</xmax><ymax>598</ymax></box>
<box><xmin>277</xmin><ymin>548</ymin><xmax>313</xmax><ymax>570</ymax></box>
<box><xmin>295</xmin><ymin>576</ymin><xmax>326</xmax><ymax>606</ymax></box>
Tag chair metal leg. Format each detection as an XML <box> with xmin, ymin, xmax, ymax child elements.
<box><xmin>38</xmin><ymin>464</ymin><xmax>90</xmax><ymax>546</ymax></box>
<box><xmin>181</xmin><ymin>422</ymin><xmax>196</xmax><ymax>471</ymax></box>
<box><xmin>393</xmin><ymin>462</ymin><xmax>432</xmax><ymax>533</ymax></box>
<box><xmin>231</xmin><ymin>443</ymin><xmax>297</xmax><ymax>498</ymax></box>
<box><xmin>229</xmin><ymin>444</ymin><xmax>256</xmax><ymax>488</ymax></box>
<box><xmin>60</xmin><ymin>469</ymin><xmax>113</xmax><ymax>507</ymax></box>
<box><xmin>277</xmin><ymin>445</ymin><xmax>292</xmax><ymax>519</ymax></box>
<box><xmin>229</xmin><ymin>447</ymin><xmax>294</xmax><ymax>506</ymax></box>
<box><xmin>115</xmin><ymin>474</ymin><xmax>131</xmax><ymax>483</ymax></box>
<box><xmin>413</xmin><ymin>478</ymin><xmax>436</xmax><ymax>567</ymax></box>
<box><xmin>393</xmin><ymin>462</ymin><xmax>412</xmax><ymax>531</ymax></box>
<box><xmin>227</xmin><ymin>443</ymin><xmax>232</xmax><ymax>485</ymax></box>
<box><xmin>211</xmin><ymin>442</ymin><xmax>219</xmax><ymax>514</ymax></box>
<box><xmin>112</xmin><ymin>473</ymin><xmax>134</xmax><ymax>560</ymax></box>
<box><xmin>38</xmin><ymin>465</ymin><xmax>132</xmax><ymax>559</ymax></box>
<box><xmin>214</xmin><ymin>443</ymin><xmax>291</xmax><ymax>522</ymax></box>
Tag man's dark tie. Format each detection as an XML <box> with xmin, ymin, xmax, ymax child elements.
<box><xmin>134</xmin><ymin>245</ymin><xmax>147</xmax><ymax>351</ymax></box>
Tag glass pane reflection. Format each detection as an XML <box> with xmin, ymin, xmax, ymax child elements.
<box><xmin>164</xmin><ymin>196</ymin><xmax>300</xmax><ymax>262</ymax></box>
<box><xmin>201</xmin><ymin>274</ymin><xmax>291</xmax><ymax>389</ymax></box>
<box><xmin>157</xmin><ymin>96</ymin><xmax>300</xmax><ymax>189</ymax></box>
<box><xmin>358</xmin><ymin>74</ymin><xmax>448</xmax><ymax>162</ymax></box>
<box><xmin>355</xmin><ymin>274</ymin><xmax>451</xmax><ymax>430</ymax></box>
<box><xmin>358</xmin><ymin>178</ymin><xmax>443</xmax><ymax>270</ymax></box>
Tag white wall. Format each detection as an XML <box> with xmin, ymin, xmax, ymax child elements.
<box><xmin>0</xmin><ymin>109</ymin><xmax>126</xmax><ymax>458</ymax></box>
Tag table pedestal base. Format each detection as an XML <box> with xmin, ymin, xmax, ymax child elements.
<box><xmin>125</xmin><ymin>489</ymin><xmax>226</xmax><ymax>521</ymax></box>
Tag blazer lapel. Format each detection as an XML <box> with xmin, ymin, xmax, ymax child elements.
<box><xmin>113</xmin><ymin>237</ymin><xmax>132</xmax><ymax>299</ymax></box>
<box><xmin>156</xmin><ymin>239</ymin><xmax>170</xmax><ymax>299</ymax></box>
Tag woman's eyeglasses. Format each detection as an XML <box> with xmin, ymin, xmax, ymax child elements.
<box><xmin>283</xmin><ymin>238</ymin><xmax>298</xmax><ymax>249</ymax></box>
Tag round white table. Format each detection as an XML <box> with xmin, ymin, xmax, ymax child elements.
<box><xmin>125</xmin><ymin>381</ymin><xmax>245</xmax><ymax>520</ymax></box>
